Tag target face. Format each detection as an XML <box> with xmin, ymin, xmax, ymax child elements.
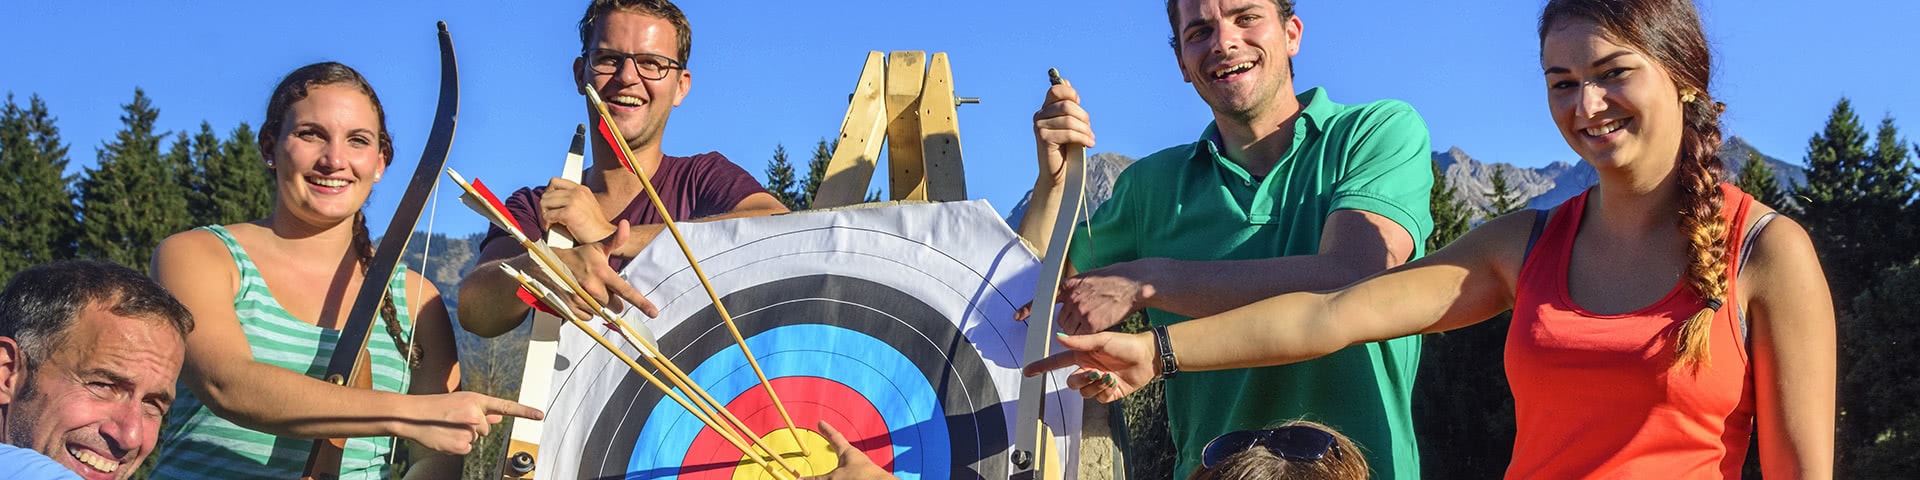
<box><xmin>537</xmin><ymin>201</ymin><xmax>1081</xmax><ymax>479</ymax></box>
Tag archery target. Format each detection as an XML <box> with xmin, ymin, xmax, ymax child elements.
<box><xmin>537</xmin><ymin>201</ymin><xmax>1081</xmax><ymax>479</ymax></box>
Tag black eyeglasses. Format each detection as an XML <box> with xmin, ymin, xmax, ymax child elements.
<box><xmin>582</xmin><ymin>48</ymin><xmax>684</xmax><ymax>81</ymax></box>
<box><xmin>1201</xmin><ymin>425</ymin><xmax>1337</xmax><ymax>468</ymax></box>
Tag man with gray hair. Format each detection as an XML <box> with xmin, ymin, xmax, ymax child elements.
<box><xmin>0</xmin><ymin>260</ymin><xmax>194</xmax><ymax>480</ymax></box>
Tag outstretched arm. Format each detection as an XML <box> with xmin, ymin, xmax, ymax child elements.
<box><xmin>399</xmin><ymin>272</ymin><xmax>465</xmax><ymax>478</ymax></box>
<box><xmin>1054</xmin><ymin>209</ymin><xmax>1414</xmax><ymax>334</ymax></box>
<box><xmin>1027</xmin><ymin>210</ymin><xmax>1536</xmax><ymax>401</ymax></box>
<box><xmin>153</xmin><ymin>231</ymin><xmax>541</xmax><ymax>455</ymax></box>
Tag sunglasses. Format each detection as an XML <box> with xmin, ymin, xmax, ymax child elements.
<box><xmin>1201</xmin><ymin>425</ymin><xmax>1337</xmax><ymax>468</ymax></box>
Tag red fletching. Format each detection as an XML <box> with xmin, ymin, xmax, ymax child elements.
<box><xmin>471</xmin><ymin>178</ymin><xmax>523</xmax><ymax>233</ymax></box>
<box><xmin>516</xmin><ymin>287</ymin><xmax>558</xmax><ymax>315</ymax></box>
<box><xmin>593</xmin><ymin>116</ymin><xmax>637</xmax><ymax>175</ymax></box>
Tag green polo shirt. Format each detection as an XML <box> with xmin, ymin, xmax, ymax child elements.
<box><xmin>1069</xmin><ymin>87</ymin><xmax>1433</xmax><ymax>480</ymax></box>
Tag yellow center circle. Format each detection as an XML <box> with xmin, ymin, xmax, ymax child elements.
<box><xmin>731</xmin><ymin>427</ymin><xmax>841</xmax><ymax>479</ymax></box>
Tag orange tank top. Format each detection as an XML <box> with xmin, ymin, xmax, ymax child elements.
<box><xmin>1504</xmin><ymin>184</ymin><xmax>1757</xmax><ymax>479</ymax></box>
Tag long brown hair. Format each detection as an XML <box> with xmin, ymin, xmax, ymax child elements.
<box><xmin>260</xmin><ymin>62</ymin><xmax>417</xmax><ymax>367</ymax></box>
<box><xmin>1540</xmin><ymin>0</ymin><xmax>1727</xmax><ymax>371</ymax></box>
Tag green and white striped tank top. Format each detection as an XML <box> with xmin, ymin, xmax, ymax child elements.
<box><xmin>152</xmin><ymin>225</ymin><xmax>415</xmax><ymax>479</ymax></box>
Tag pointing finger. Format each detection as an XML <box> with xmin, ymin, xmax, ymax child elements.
<box><xmin>1023</xmin><ymin>347</ymin><xmax>1081</xmax><ymax>377</ymax></box>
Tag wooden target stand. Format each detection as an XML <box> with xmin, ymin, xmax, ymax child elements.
<box><xmin>812</xmin><ymin>50</ymin><xmax>973</xmax><ymax>207</ymax></box>
<box><xmin>498</xmin><ymin>50</ymin><xmax>1025</xmax><ymax>478</ymax></box>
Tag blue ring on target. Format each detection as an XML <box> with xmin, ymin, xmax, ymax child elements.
<box><xmin>630</xmin><ymin>323</ymin><xmax>949</xmax><ymax>476</ymax></box>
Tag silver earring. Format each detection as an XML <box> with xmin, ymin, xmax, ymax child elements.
<box><xmin>266</xmin><ymin>159</ymin><xmax>275</xmax><ymax>168</ymax></box>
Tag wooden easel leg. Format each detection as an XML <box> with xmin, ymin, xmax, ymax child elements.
<box><xmin>885</xmin><ymin>50</ymin><xmax>928</xmax><ymax>201</ymax></box>
<box><xmin>918</xmin><ymin>52</ymin><xmax>968</xmax><ymax>202</ymax></box>
<box><xmin>813</xmin><ymin>51</ymin><xmax>889</xmax><ymax>209</ymax></box>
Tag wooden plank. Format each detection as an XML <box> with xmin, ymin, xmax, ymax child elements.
<box><xmin>918</xmin><ymin>52</ymin><xmax>967</xmax><ymax>202</ymax></box>
<box><xmin>813</xmin><ymin>51</ymin><xmax>889</xmax><ymax>209</ymax></box>
<box><xmin>1014</xmin><ymin>145</ymin><xmax>1086</xmax><ymax>480</ymax></box>
<box><xmin>884</xmin><ymin>51</ymin><xmax>927</xmax><ymax>201</ymax></box>
<box><xmin>503</xmin><ymin>130</ymin><xmax>588</xmax><ymax>476</ymax></box>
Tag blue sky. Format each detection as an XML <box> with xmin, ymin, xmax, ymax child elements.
<box><xmin>3</xmin><ymin>1</ymin><xmax>1916</xmax><ymax>236</ymax></box>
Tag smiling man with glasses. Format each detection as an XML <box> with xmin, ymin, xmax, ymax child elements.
<box><xmin>459</xmin><ymin>0</ymin><xmax>788</xmax><ymax>338</ymax></box>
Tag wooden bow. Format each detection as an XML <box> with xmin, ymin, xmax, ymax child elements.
<box><xmin>301</xmin><ymin>21</ymin><xmax>459</xmax><ymax>480</ymax></box>
<box><xmin>1010</xmin><ymin>68</ymin><xmax>1085</xmax><ymax>480</ymax></box>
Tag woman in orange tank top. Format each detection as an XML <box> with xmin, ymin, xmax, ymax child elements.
<box><xmin>1023</xmin><ymin>0</ymin><xmax>1835</xmax><ymax>478</ymax></box>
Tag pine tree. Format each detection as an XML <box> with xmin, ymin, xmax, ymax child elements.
<box><xmin>1798</xmin><ymin>99</ymin><xmax>1910</xmax><ymax>304</ymax></box>
<box><xmin>1797</xmin><ymin>99</ymin><xmax>1920</xmax><ymax>476</ymax></box>
<box><xmin>193</xmin><ymin>122</ymin><xmax>274</xmax><ymax>225</ymax></box>
<box><xmin>164</xmin><ymin>130</ymin><xmax>197</xmax><ymax>218</ymax></box>
<box><xmin>225</xmin><ymin>122</ymin><xmax>275</xmax><ymax>203</ymax></box>
<box><xmin>1839</xmin><ymin>259</ymin><xmax>1920</xmax><ymax>477</ymax></box>
<box><xmin>1427</xmin><ymin>161</ymin><xmax>1472</xmax><ymax>252</ymax></box>
<box><xmin>763</xmin><ymin>143</ymin><xmax>800</xmax><ymax>210</ymax></box>
<box><xmin>798</xmin><ymin>138</ymin><xmax>836</xmax><ymax>210</ymax></box>
<box><xmin>765</xmin><ymin>137</ymin><xmax>881</xmax><ymax>211</ymax></box>
<box><xmin>1797</xmin><ymin>98</ymin><xmax>1871</xmax><ymax>300</ymax></box>
<box><xmin>0</xmin><ymin>93</ymin><xmax>78</xmax><ymax>280</ymax></box>
<box><xmin>76</xmin><ymin>89</ymin><xmax>190</xmax><ymax>273</ymax></box>
<box><xmin>1486</xmin><ymin>167</ymin><xmax>1525</xmax><ymax>217</ymax></box>
<box><xmin>1734</xmin><ymin>150</ymin><xmax>1791</xmax><ymax>210</ymax></box>
<box><xmin>179</xmin><ymin>123</ymin><xmax>219</xmax><ymax>225</ymax></box>
<box><xmin>1866</xmin><ymin>115</ymin><xmax>1918</xmax><ymax>263</ymax></box>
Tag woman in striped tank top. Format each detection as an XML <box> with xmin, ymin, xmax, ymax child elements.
<box><xmin>148</xmin><ymin>63</ymin><xmax>542</xmax><ymax>479</ymax></box>
<box><xmin>1029</xmin><ymin>0</ymin><xmax>1835</xmax><ymax>478</ymax></box>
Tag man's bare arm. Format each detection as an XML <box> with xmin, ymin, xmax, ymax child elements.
<box><xmin>456</xmin><ymin>191</ymin><xmax>789</xmax><ymax>337</ymax></box>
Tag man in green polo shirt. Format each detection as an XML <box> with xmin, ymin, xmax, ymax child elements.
<box><xmin>1016</xmin><ymin>0</ymin><xmax>1432</xmax><ymax>478</ymax></box>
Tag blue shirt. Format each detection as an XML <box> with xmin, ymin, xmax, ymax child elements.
<box><xmin>0</xmin><ymin>443</ymin><xmax>82</xmax><ymax>480</ymax></box>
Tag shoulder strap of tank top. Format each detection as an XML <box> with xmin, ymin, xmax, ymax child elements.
<box><xmin>1738</xmin><ymin>212</ymin><xmax>1780</xmax><ymax>274</ymax></box>
<box><xmin>1733</xmin><ymin>211</ymin><xmax>1780</xmax><ymax>348</ymax></box>
<box><xmin>1523</xmin><ymin>209</ymin><xmax>1550</xmax><ymax>262</ymax></box>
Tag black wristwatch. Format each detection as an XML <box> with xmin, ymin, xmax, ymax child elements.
<box><xmin>1153</xmin><ymin>325</ymin><xmax>1179</xmax><ymax>379</ymax></box>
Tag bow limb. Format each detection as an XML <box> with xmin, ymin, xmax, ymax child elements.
<box><xmin>1011</xmin><ymin>106</ymin><xmax>1089</xmax><ymax>477</ymax></box>
<box><xmin>303</xmin><ymin>21</ymin><xmax>459</xmax><ymax>480</ymax></box>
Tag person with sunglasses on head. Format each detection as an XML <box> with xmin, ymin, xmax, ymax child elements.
<box><xmin>1027</xmin><ymin>0</ymin><xmax>1836</xmax><ymax>478</ymax></box>
<box><xmin>148</xmin><ymin>62</ymin><xmax>544</xmax><ymax>479</ymax></box>
<box><xmin>1190</xmin><ymin>420</ymin><xmax>1368</xmax><ymax>480</ymax></box>
<box><xmin>459</xmin><ymin>0</ymin><xmax>788</xmax><ymax>337</ymax></box>
<box><xmin>1023</xmin><ymin>0</ymin><xmax>1435</xmax><ymax>477</ymax></box>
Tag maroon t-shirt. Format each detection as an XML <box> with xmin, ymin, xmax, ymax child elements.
<box><xmin>479</xmin><ymin>151</ymin><xmax>768</xmax><ymax>270</ymax></box>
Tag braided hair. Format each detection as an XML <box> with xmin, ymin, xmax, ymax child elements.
<box><xmin>1540</xmin><ymin>0</ymin><xmax>1727</xmax><ymax>371</ymax></box>
<box><xmin>261</xmin><ymin>62</ymin><xmax>419</xmax><ymax>368</ymax></box>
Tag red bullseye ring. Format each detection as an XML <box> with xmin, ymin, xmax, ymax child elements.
<box><xmin>679</xmin><ymin>376</ymin><xmax>893</xmax><ymax>478</ymax></box>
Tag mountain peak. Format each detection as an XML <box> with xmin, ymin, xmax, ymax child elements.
<box><xmin>1432</xmin><ymin>136</ymin><xmax>1803</xmax><ymax>218</ymax></box>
